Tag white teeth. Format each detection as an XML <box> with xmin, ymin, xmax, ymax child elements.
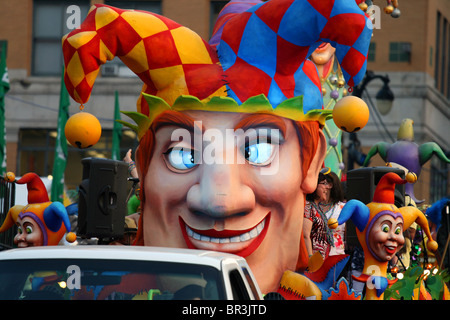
<box><xmin>186</xmin><ymin>218</ymin><xmax>266</xmax><ymax>244</ymax></box>
<box><xmin>193</xmin><ymin>232</ymin><xmax>201</xmax><ymax>240</ymax></box>
<box><xmin>230</xmin><ymin>236</ymin><xmax>240</xmax><ymax>243</ymax></box>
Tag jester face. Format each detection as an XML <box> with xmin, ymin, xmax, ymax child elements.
<box><xmin>14</xmin><ymin>215</ymin><xmax>44</xmax><ymax>248</ymax></box>
<box><xmin>310</xmin><ymin>42</ymin><xmax>336</xmax><ymax>66</ymax></box>
<box><xmin>138</xmin><ymin>109</ymin><xmax>325</xmax><ymax>293</ymax></box>
<box><xmin>366</xmin><ymin>204</ymin><xmax>405</xmax><ymax>262</ymax></box>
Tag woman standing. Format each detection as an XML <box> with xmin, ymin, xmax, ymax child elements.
<box><xmin>303</xmin><ymin>168</ymin><xmax>346</xmax><ymax>259</ymax></box>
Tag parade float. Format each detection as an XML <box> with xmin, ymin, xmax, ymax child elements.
<box><xmin>2</xmin><ymin>0</ymin><xmax>448</xmax><ymax>300</ymax></box>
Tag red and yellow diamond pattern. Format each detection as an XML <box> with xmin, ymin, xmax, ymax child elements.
<box><xmin>62</xmin><ymin>4</ymin><xmax>226</xmax><ymax>115</ymax></box>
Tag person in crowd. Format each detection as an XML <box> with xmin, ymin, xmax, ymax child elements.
<box><xmin>303</xmin><ymin>168</ymin><xmax>346</xmax><ymax>259</ymax></box>
<box><xmin>123</xmin><ymin>149</ymin><xmax>141</xmax><ymax>228</ymax></box>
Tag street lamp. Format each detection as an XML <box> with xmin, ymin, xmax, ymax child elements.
<box><xmin>346</xmin><ymin>70</ymin><xmax>395</xmax><ymax>170</ymax></box>
<box><xmin>352</xmin><ymin>70</ymin><xmax>394</xmax><ymax>115</ymax></box>
<box><xmin>375</xmin><ymin>81</ymin><xmax>395</xmax><ymax>115</ymax></box>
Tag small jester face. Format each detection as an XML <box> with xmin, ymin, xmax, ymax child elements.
<box><xmin>14</xmin><ymin>216</ymin><xmax>44</xmax><ymax>248</ymax></box>
<box><xmin>367</xmin><ymin>212</ymin><xmax>405</xmax><ymax>262</ymax></box>
<box><xmin>310</xmin><ymin>43</ymin><xmax>336</xmax><ymax>65</ymax></box>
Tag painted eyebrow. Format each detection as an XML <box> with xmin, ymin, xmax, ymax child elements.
<box><xmin>234</xmin><ymin>113</ymin><xmax>287</xmax><ymax>136</ymax></box>
<box><xmin>152</xmin><ymin>110</ymin><xmax>204</xmax><ymax>133</ymax></box>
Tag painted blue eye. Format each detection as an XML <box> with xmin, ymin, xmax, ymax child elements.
<box><xmin>244</xmin><ymin>142</ymin><xmax>274</xmax><ymax>165</ymax></box>
<box><xmin>165</xmin><ymin>147</ymin><xmax>198</xmax><ymax>171</ymax></box>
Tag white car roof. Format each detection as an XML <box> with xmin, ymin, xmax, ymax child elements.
<box><xmin>0</xmin><ymin>245</ymin><xmax>247</xmax><ymax>270</ymax></box>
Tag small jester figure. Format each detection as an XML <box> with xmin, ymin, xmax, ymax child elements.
<box><xmin>363</xmin><ymin>118</ymin><xmax>450</xmax><ymax>203</ymax></box>
<box><xmin>0</xmin><ymin>173</ymin><xmax>76</xmax><ymax>247</ymax></box>
<box><xmin>329</xmin><ymin>172</ymin><xmax>438</xmax><ymax>300</ymax></box>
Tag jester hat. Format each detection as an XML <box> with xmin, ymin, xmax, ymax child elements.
<box><xmin>337</xmin><ymin>172</ymin><xmax>438</xmax><ymax>259</ymax></box>
<box><xmin>62</xmin><ymin>0</ymin><xmax>372</xmax><ymax>139</ymax></box>
<box><xmin>0</xmin><ymin>173</ymin><xmax>75</xmax><ymax>246</ymax></box>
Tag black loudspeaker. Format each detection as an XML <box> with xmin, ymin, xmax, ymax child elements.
<box><xmin>344</xmin><ymin>167</ymin><xmax>406</xmax><ymax>250</ymax></box>
<box><xmin>346</xmin><ymin>166</ymin><xmax>406</xmax><ymax>206</ymax></box>
<box><xmin>77</xmin><ymin>158</ymin><xmax>128</xmax><ymax>239</ymax></box>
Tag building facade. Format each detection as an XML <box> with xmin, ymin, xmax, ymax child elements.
<box><xmin>0</xmin><ymin>0</ymin><xmax>448</xmax><ymax>202</ymax></box>
<box><xmin>355</xmin><ymin>0</ymin><xmax>450</xmax><ymax>203</ymax></box>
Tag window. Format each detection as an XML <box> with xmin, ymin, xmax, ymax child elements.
<box><xmin>435</xmin><ymin>11</ymin><xmax>441</xmax><ymax>91</ymax></box>
<box><xmin>434</xmin><ymin>11</ymin><xmax>450</xmax><ymax>98</ymax></box>
<box><xmin>430</xmin><ymin>156</ymin><xmax>449</xmax><ymax>203</ymax></box>
<box><xmin>368</xmin><ymin>42</ymin><xmax>376</xmax><ymax>62</ymax></box>
<box><xmin>32</xmin><ymin>1</ymin><xmax>162</xmax><ymax>77</ymax></box>
<box><xmin>229</xmin><ymin>269</ymin><xmax>250</xmax><ymax>300</ymax></box>
<box><xmin>389</xmin><ymin>42</ymin><xmax>411</xmax><ymax>62</ymax></box>
<box><xmin>17</xmin><ymin>128</ymin><xmax>138</xmax><ymax>191</ymax></box>
<box><xmin>104</xmin><ymin>0</ymin><xmax>161</xmax><ymax>12</ymax></box>
<box><xmin>441</xmin><ymin>18</ymin><xmax>448</xmax><ymax>97</ymax></box>
<box><xmin>0</xmin><ymin>259</ymin><xmax>225</xmax><ymax>300</ymax></box>
<box><xmin>32</xmin><ymin>0</ymin><xmax>90</xmax><ymax>76</ymax></box>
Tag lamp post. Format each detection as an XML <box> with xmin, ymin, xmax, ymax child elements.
<box><xmin>347</xmin><ymin>70</ymin><xmax>395</xmax><ymax>170</ymax></box>
<box><xmin>352</xmin><ymin>70</ymin><xmax>394</xmax><ymax>115</ymax></box>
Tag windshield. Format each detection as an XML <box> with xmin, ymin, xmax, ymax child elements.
<box><xmin>0</xmin><ymin>259</ymin><xmax>225</xmax><ymax>300</ymax></box>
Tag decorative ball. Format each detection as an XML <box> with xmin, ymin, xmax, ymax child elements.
<box><xmin>391</xmin><ymin>8</ymin><xmax>401</xmax><ymax>18</ymax></box>
<box><xmin>358</xmin><ymin>2</ymin><xmax>368</xmax><ymax>11</ymax></box>
<box><xmin>5</xmin><ymin>172</ymin><xmax>15</xmax><ymax>182</ymax></box>
<box><xmin>384</xmin><ymin>5</ymin><xmax>394</xmax><ymax>14</ymax></box>
<box><xmin>65</xmin><ymin>112</ymin><xmax>102</xmax><ymax>149</ymax></box>
<box><xmin>329</xmin><ymin>75</ymin><xmax>338</xmax><ymax>85</ymax></box>
<box><xmin>66</xmin><ymin>232</ymin><xmax>77</xmax><ymax>243</ymax></box>
<box><xmin>337</xmin><ymin>79</ymin><xmax>346</xmax><ymax>88</ymax></box>
<box><xmin>328</xmin><ymin>218</ymin><xmax>338</xmax><ymax>229</ymax></box>
<box><xmin>427</xmin><ymin>240</ymin><xmax>438</xmax><ymax>253</ymax></box>
<box><xmin>329</xmin><ymin>138</ymin><xmax>338</xmax><ymax>147</ymax></box>
<box><xmin>406</xmin><ymin>172</ymin><xmax>418</xmax><ymax>183</ymax></box>
<box><xmin>338</xmin><ymin>162</ymin><xmax>345</xmax><ymax>170</ymax></box>
<box><xmin>332</xmin><ymin>96</ymin><xmax>369</xmax><ymax>133</ymax></box>
<box><xmin>330</xmin><ymin>90</ymin><xmax>339</xmax><ymax>100</ymax></box>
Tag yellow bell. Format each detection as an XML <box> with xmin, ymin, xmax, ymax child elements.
<box><xmin>332</xmin><ymin>96</ymin><xmax>369</xmax><ymax>133</ymax></box>
<box><xmin>65</xmin><ymin>112</ymin><xmax>102</xmax><ymax>149</ymax></box>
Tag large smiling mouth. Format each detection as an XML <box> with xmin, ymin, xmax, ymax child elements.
<box><xmin>179</xmin><ymin>213</ymin><xmax>270</xmax><ymax>258</ymax></box>
<box><xmin>384</xmin><ymin>245</ymin><xmax>397</xmax><ymax>255</ymax></box>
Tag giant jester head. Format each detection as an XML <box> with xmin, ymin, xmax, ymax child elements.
<box><xmin>62</xmin><ymin>0</ymin><xmax>373</xmax><ymax>293</ymax></box>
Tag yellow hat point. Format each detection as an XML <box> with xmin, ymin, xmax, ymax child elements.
<box><xmin>4</xmin><ymin>172</ymin><xmax>15</xmax><ymax>182</ymax></box>
<box><xmin>65</xmin><ymin>232</ymin><xmax>77</xmax><ymax>243</ymax></box>
<box><xmin>332</xmin><ymin>96</ymin><xmax>369</xmax><ymax>133</ymax></box>
<box><xmin>406</xmin><ymin>172</ymin><xmax>417</xmax><ymax>183</ymax></box>
<box><xmin>65</xmin><ymin>111</ymin><xmax>102</xmax><ymax>149</ymax></box>
<box><xmin>328</xmin><ymin>218</ymin><xmax>339</xmax><ymax>229</ymax></box>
